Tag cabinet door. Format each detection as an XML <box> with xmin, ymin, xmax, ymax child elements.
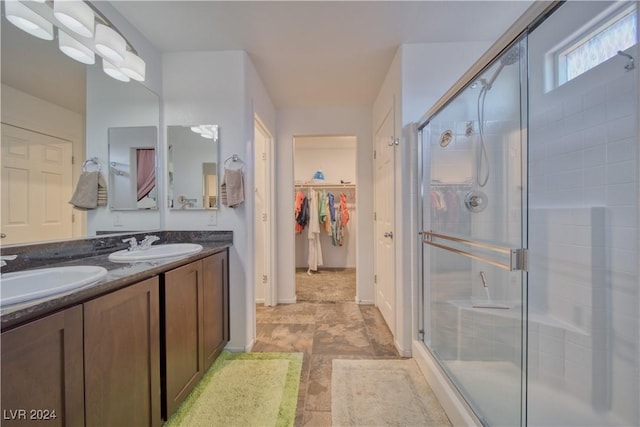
<box><xmin>1</xmin><ymin>306</ymin><xmax>84</xmax><ymax>427</ymax></box>
<box><xmin>203</xmin><ymin>250</ymin><xmax>229</xmax><ymax>370</ymax></box>
<box><xmin>163</xmin><ymin>261</ymin><xmax>204</xmax><ymax>418</ymax></box>
<box><xmin>84</xmin><ymin>277</ymin><xmax>161</xmax><ymax>427</ymax></box>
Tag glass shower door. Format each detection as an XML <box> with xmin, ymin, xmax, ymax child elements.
<box><xmin>420</xmin><ymin>37</ymin><xmax>528</xmax><ymax>426</ymax></box>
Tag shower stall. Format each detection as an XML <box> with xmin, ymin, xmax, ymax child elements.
<box><xmin>417</xmin><ymin>2</ymin><xmax>639</xmax><ymax>426</ymax></box>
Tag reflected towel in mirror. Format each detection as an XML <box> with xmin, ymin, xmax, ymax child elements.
<box><xmin>69</xmin><ymin>172</ymin><xmax>108</xmax><ymax>210</ymax></box>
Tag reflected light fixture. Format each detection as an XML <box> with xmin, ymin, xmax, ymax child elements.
<box><xmin>53</xmin><ymin>0</ymin><xmax>94</xmax><ymax>38</ymax></box>
<box><xmin>190</xmin><ymin>125</ymin><xmax>219</xmax><ymax>141</ymax></box>
<box><xmin>3</xmin><ymin>0</ymin><xmax>146</xmax><ymax>83</ymax></box>
<box><xmin>58</xmin><ymin>30</ymin><xmax>95</xmax><ymax>64</ymax></box>
<box><xmin>103</xmin><ymin>59</ymin><xmax>130</xmax><ymax>82</ymax></box>
<box><xmin>94</xmin><ymin>23</ymin><xmax>126</xmax><ymax>64</ymax></box>
<box><xmin>120</xmin><ymin>51</ymin><xmax>146</xmax><ymax>82</ymax></box>
<box><xmin>4</xmin><ymin>0</ymin><xmax>54</xmax><ymax>40</ymax></box>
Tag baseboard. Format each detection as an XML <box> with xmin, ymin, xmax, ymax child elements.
<box><xmin>225</xmin><ymin>344</ymin><xmax>250</xmax><ymax>353</ymax></box>
<box><xmin>255</xmin><ymin>298</ymin><xmax>265</xmax><ymax>304</ymax></box>
<box><xmin>412</xmin><ymin>340</ymin><xmax>481</xmax><ymax>427</ymax></box>
<box><xmin>278</xmin><ymin>297</ymin><xmax>297</xmax><ymax>304</ymax></box>
<box><xmin>355</xmin><ymin>298</ymin><xmax>374</xmax><ymax>304</ymax></box>
<box><xmin>395</xmin><ymin>340</ymin><xmax>412</xmax><ymax>358</ymax></box>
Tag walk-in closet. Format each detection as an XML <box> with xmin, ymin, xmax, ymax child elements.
<box><xmin>293</xmin><ymin>136</ymin><xmax>357</xmax><ymax>302</ymax></box>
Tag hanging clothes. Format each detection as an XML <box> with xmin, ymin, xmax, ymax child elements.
<box><xmin>339</xmin><ymin>193</ymin><xmax>350</xmax><ymax>226</ymax></box>
<box><xmin>294</xmin><ymin>191</ymin><xmax>308</xmax><ymax>233</ymax></box>
<box><xmin>322</xmin><ymin>193</ymin><xmax>332</xmax><ymax>235</ymax></box>
<box><xmin>307</xmin><ymin>189</ymin><xmax>323</xmax><ymax>272</ymax></box>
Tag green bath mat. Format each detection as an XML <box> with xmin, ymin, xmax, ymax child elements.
<box><xmin>165</xmin><ymin>351</ymin><xmax>303</xmax><ymax>427</ymax></box>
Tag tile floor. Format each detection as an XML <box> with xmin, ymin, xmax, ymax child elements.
<box><xmin>253</xmin><ymin>269</ymin><xmax>401</xmax><ymax>426</ymax></box>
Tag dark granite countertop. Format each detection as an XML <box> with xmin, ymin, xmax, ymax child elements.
<box><xmin>1</xmin><ymin>231</ymin><xmax>233</xmax><ymax>330</ymax></box>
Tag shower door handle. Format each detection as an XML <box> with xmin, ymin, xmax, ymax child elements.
<box><xmin>422</xmin><ymin>230</ymin><xmax>527</xmax><ymax>271</ymax></box>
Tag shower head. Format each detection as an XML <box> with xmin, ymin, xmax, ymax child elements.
<box><xmin>500</xmin><ymin>45</ymin><xmax>521</xmax><ymax>66</ymax></box>
<box><xmin>481</xmin><ymin>45</ymin><xmax>521</xmax><ymax>90</ymax></box>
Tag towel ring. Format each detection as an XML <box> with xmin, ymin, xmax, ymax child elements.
<box><xmin>224</xmin><ymin>154</ymin><xmax>244</xmax><ymax>170</ymax></box>
<box><xmin>82</xmin><ymin>157</ymin><xmax>101</xmax><ymax>172</ymax></box>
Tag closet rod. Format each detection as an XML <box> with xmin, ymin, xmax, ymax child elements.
<box><xmin>294</xmin><ymin>183</ymin><xmax>356</xmax><ymax>189</ymax></box>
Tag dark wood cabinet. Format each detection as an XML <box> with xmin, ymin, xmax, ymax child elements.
<box><xmin>163</xmin><ymin>249</ymin><xmax>230</xmax><ymax>418</ymax></box>
<box><xmin>162</xmin><ymin>260</ymin><xmax>205</xmax><ymax>418</ymax></box>
<box><xmin>84</xmin><ymin>277</ymin><xmax>161</xmax><ymax>427</ymax></box>
<box><xmin>1</xmin><ymin>306</ymin><xmax>84</xmax><ymax>427</ymax></box>
<box><xmin>203</xmin><ymin>250</ymin><xmax>229</xmax><ymax>370</ymax></box>
<box><xmin>1</xmin><ymin>247</ymin><xmax>230</xmax><ymax>426</ymax></box>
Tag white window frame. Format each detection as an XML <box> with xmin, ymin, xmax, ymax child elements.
<box><xmin>551</xmin><ymin>2</ymin><xmax>637</xmax><ymax>88</ymax></box>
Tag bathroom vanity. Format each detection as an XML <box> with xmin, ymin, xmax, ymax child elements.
<box><xmin>0</xmin><ymin>231</ymin><xmax>230</xmax><ymax>427</ymax></box>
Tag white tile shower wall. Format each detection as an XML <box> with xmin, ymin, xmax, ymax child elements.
<box><xmin>529</xmin><ymin>61</ymin><xmax>638</xmax><ymax>422</ymax></box>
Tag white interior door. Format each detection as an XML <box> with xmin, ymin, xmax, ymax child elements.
<box><xmin>374</xmin><ymin>106</ymin><xmax>395</xmax><ymax>331</ymax></box>
<box><xmin>254</xmin><ymin>118</ymin><xmax>275</xmax><ymax>306</ymax></box>
<box><xmin>1</xmin><ymin>124</ymin><xmax>73</xmax><ymax>244</ymax></box>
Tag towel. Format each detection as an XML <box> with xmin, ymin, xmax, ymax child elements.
<box><xmin>69</xmin><ymin>171</ymin><xmax>107</xmax><ymax>210</ymax></box>
<box><xmin>222</xmin><ymin>168</ymin><xmax>244</xmax><ymax>208</ymax></box>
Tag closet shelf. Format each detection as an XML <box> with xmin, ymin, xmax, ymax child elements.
<box><xmin>294</xmin><ymin>183</ymin><xmax>356</xmax><ymax>189</ymax></box>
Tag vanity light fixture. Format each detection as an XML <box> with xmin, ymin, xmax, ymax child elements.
<box><xmin>4</xmin><ymin>0</ymin><xmax>54</xmax><ymax>40</ymax></box>
<box><xmin>53</xmin><ymin>0</ymin><xmax>94</xmax><ymax>38</ymax></box>
<box><xmin>2</xmin><ymin>0</ymin><xmax>146</xmax><ymax>82</ymax></box>
<box><xmin>102</xmin><ymin>59</ymin><xmax>130</xmax><ymax>82</ymax></box>
<box><xmin>120</xmin><ymin>51</ymin><xmax>146</xmax><ymax>82</ymax></box>
<box><xmin>94</xmin><ymin>23</ymin><xmax>125</xmax><ymax>64</ymax></box>
<box><xmin>58</xmin><ymin>29</ymin><xmax>95</xmax><ymax>64</ymax></box>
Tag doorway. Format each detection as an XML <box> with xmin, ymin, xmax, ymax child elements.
<box><xmin>293</xmin><ymin>135</ymin><xmax>357</xmax><ymax>302</ymax></box>
<box><xmin>253</xmin><ymin>116</ymin><xmax>275</xmax><ymax>306</ymax></box>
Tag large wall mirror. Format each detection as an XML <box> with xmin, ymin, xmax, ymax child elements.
<box><xmin>168</xmin><ymin>125</ymin><xmax>220</xmax><ymax>210</ymax></box>
<box><xmin>1</xmin><ymin>4</ymin><xmax>160</xmax><ymax>245</ymax></box>
<box><xmin>108</xmin><ymin>126</ymin><xmax>158</xmax><ymax>210</ymax></box>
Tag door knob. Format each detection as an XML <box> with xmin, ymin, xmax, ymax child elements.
<box><xmin>384</xmin><ymin>231</ymin><xmax>393</xmax><ymax>238</ymax></box>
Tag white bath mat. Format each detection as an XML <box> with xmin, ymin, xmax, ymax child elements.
<box><xmin>331</xmin><ymin>358</ymin><xmax>451</xmax><ymax>426</ymax></box>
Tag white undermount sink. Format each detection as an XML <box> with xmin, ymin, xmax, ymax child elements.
<box><xmin>108</xmin><ymin>243</ymin><xmax>203</xmax><ymax>262</ymax></box>
<box><xmin>1</xmin><ymin>266</ymin><xmax>108</xmax><ymax>306</ymax></box>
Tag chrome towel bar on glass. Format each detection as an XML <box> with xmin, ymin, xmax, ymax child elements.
<box><xmin>421</xmin><ymin>230</ymin><xmax>527</xmax><ymax>271</ymax></box>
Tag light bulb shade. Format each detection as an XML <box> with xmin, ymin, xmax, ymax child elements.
<box><xmin>120</xmin><ymin>51</ymin><xmax>146</xmax><ymax>81</ymax></box>
<box><xmin>190</xmin><ymin>126</ymin><xmax>203</xmax><ymax>134</ymax></box>
<box><xmin>102</xmin><ymin>59</ymin><xmax>130</xmax><ymax>82</ymax></box>
<box><xmin>53</xmin><ymin>0</ymin><xmax>94</xmax><ymax>38</ymax></box>
<box><xmin>4</xmin><ymin>0</ymin><xmax>54</xmax><ymax>40</ymax></box>
<box><xmin>58</xmin><ymin>30</ymin><xmax>95</xmax><ymax>64</ymax></box>
<box><xmin>95</xmin><ymin>23</ymin><xmax>126</xmax><ymax>64</ymax></box>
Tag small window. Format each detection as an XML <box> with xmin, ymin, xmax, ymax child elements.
<box><xmin>557</xmin><ymin>4</ymin><xmax>637</xmax><ymax>85</ymax></box>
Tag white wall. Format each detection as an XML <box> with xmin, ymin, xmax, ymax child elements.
<box><xmin>163</xmin><ymin>50</ymin><xmax>276</xmax><ymax>351</ymax></box>
<box><xmin>276</xmin><ymin>107</ymin><xmax>373</xmax><ymax>303</ymax></box>
<box><xmin>373</xmin><ymin>41</ymin><xmax>490</xmax><ymax>355</ymax></box>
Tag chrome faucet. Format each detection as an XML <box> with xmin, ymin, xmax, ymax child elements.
<box><xmin>122</xmin><ymin>237</ymin><xmax>139</xmax><ymax>251</ymax></box>
<box><xmin>139</xmin><ymin>235</ymin><xmax>160</xmax><ymax>250</ymax></box>
<box><xmin>0</xmin><ymin>255</ymin><xmax>17</xmax><ymax>267</ymax></box>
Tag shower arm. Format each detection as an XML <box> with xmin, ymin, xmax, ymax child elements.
<box><xmin>482</xmin><ymin>62</ymin><xmax>506</xmax><ymax>90</ymax></box>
